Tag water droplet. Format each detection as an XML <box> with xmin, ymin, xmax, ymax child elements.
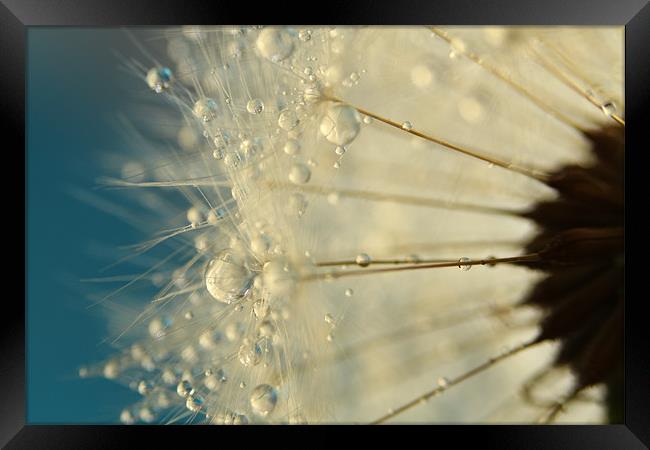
<box><xmin>288</xmin><ymin>162</ymin><xmax>311</xmax><ymax>184</ymax></box>
<box><xmin>193</xmin><ymin>98</ymin><xmax>219</xmax><ymax>123</ymax></box>
<box><xmin>120</xmin><ymin>409</ymin><xmax>135</xmax><ymax>424</ymax></box>
<box><xmin>326</xmin><ymin>332</ymin><xmax>334</xmax><ymax>342</ymax></box>
<box><xmin>162</xmin><ymin>369</ymin><xmax>176</xmax><ymax>385</ymax></box>
<box><xmin>205</xmin><ymin>249</ymin><xmax>253</xmax><ymax>304</ymax></box>
<box><xmin>319</xmin><ymin>104</ymin><xmax>362</xmax><ymax>146</ymax></box>
<box><xmin>146</xmin><ymin>67</ymin><xmax>172</xmax><ymax>93</ymax></box>
<box><xmin>250</xmin><ymin>384</ymin><xmax>278</xmax><ymax>417</ymax></box>
<box><xmin>256</xmin><ymin>28</ymin><xmax>294</xmax><ymax>62</ymax></box>
<box><xmin>298</xmin><ymin>29</ymin><xmax>312</xmax><ymax>42</ymax></box>
<box><xmin>363</xmin><ymin>115</ymin><xmax>373</xmax><ymax>125</ymax></box>
<box><xmin>278</xmin><ymin>109</ymin><xmax>299</xmax><ymax>131</ymax></box>
<box><xmin>345</xmin><ymin>288</ymin><xmax>354</xmax><ymax>297</ymax></box>
<box><xmin>284</xmin><ymin>139</ymin><xmax>300</xmax><ymax>155</ymax></box>
<box><xmin>78</xmin><ymin>366</ymin><xmax>88</xmax><ymax>378</ymax></box>
<box><xmin>350</xmin><ymin>71</ymin><xmax>360</xmax><ymax>82</ymax></box>
<box><xmin>238</xmin><ymin>339</ymin><xmax>263</xmax><ymax>367</ymax></box>
<box><xmin>103</xmin><ymin>361</ymin><xmax>119</xmax><ymax>379</ymax></box>
<box><xmin>176</xmin><ymin>380</ymin><xmax>194</xmax><ymax>398</ymax></box>
<box><xmin>224</xmin><ymin>152</ymin><xmax>242</xmax><ymax>168</ymax></box>
<box><xmin>182</xmin><ymin>347</ymin><xmax>198</xmax><ymax>365</ymax></box>
<box><xmin>333</xmin><ymin>161</ymin><xmax>341</xmax><ymax>169</ymax></box>
<box><xmin>327</xmin><ymin>192</ymin><xmax>340</xmax><ymax>205</ymax></box>
<box><xmin>184</xmin><ymin>311</ymin><xmax>194</xmax><ymax>320</ymax></box>
<box><xmin>459</xmin><ymin>96</ymin><xmax>485</xmax><ymax>124</ymax></box>
<box><xmin>137</xmin><ymin>380</ymin><xmax>153</xmax><ymax>395</ymax></box>
<box><xmin>401</xmin><ymin>121</ymin><xmax>413</xmax><ymax>131</ymax></box>
<box><xmin>601</xmin><ymin>101</ymin><xmax>617</xmax><ymax>116</ymax></box>
<box><xmin>240</xmin><ymin>381</ymin><xmax>247</xmax><ymax>389</ymax></box>
<box><xmin>486</xmin><ymin>256</ymin><xmax>497</xmax><ymax>267</ymax></box>
<box><xmin>186</xmin><ymin>206</ymin><xmax>202</xmax><ymax>227</ymax></box>
<box><xmin>246</xmin><ymin>98</ymin><xmax>265</xmax><ymax>115</ymax></box>
<box><xmin>156</xmin><ymin>392</ymin><xmax>171</xmax><ymax>409</ymax></box>
<box><xmin>437</xmin><ymin>377</ymin><xmax>449</xmax><ymax>388</ymax></box>
<box><xmin>410</xmin><ymin>64</ymin><xmax>434</xmax><ymax>89</ymax></box>
<box><xmin>458</xmin><ymin>257</ymin><xmax>472</xmax><ymax>271</ymax></box>
<box><xmin>334</xmin><ymin>146</ymin><xmax>347</xmax><ymax>156</ymax></box>
<box><xmin>186</xmin><ymin>394</ymin><xmax>205</xmax><ymax>412</ymax></box>
<box><xmin>207</xmin><ymin>208</ymin><xmax>226</xmax><ymax>224</ymax></box>
<box><xmin>355</xmin><ymin>253</ymin><xmax>371</xmax><ymax>267</ymax></box>
<box><xmin>139</xmin><ymin>407</ymin><xmax>154</xmax><ymax>423</ymax></box>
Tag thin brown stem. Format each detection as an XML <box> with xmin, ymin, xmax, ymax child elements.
<box><xmin>371</xmin><ymin>337</ymin><xmax>544</xmax><ymax>424</ymax></box>
<box><xmin>429</xmin><ymin>27</ymin><xmax>586</xmax><ymax>132</ymax></box>
<box><xmin>303</xmin><ymin>254</ymin><xmax>541</xmax><ymax>282</ymax></box>
<box><xmin>530</xmin><ymin>44</ymin><xmax>625</xmax><ymax>128</ymax></box>
<box><xmin>325</xmin><ymin>96</ymin><xmax>550</xmax><ymax>183</ymax></box>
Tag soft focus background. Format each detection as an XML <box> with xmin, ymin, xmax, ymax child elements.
<box><xmin>27</xmin><ymin>28</ymin><xmax>141</xmax><ymax>423</ymax></box>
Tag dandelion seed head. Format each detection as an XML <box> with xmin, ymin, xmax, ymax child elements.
<box><xmin>82</xmin><ymin>25</ymin><xmax>622</xmax><ymax>424</ymax></box>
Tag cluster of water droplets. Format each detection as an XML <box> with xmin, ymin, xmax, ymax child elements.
<box><xmin>81</xmin><ymin>26</ymin><xmax>381</xmax><ymax>424</ymax></box>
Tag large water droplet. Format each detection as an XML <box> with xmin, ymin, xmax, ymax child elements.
<box><xmin>278</xmin><ymin>109</ymin><xmax>299</xmax><ymax>131</ymax></box>
<box><xmin>319</xmin><ymin>104</ymin><xmax>361</xmax><ymax>146</ymax></box>
<box><xmin>238</xmin><ymin>339</ymin><xmax>263</xmax><ymax>367</ymax></box>
<box><xmin>288</xmin><ymin>163</ymin><xmax>311</xmax><ymax>184</ymax></box>
<box><xmin>250</xmin><ymin>384</ymin><xmax>278</xmax><ymax>416</ymax></box>
<box><xmin>205</xmin><ymin>249</ymin><xmax>253</xmax><ymax>304</ymax></box>
<box><xmin>284</xmin><ymin>139</ymin><xmax>301</xmax><ymax>155</ymax></box>
<box><xmin>256</xmin><ymin>28</ymin><xmax>294</xmax><ymax>62</ymax></box>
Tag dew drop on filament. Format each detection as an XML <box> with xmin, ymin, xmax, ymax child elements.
<box><xmin>250</xmin><ymin>384</ymin><xmax>278</xmax><ymax>417</ymax></box>
<box><xmin>355</xmin><ymin>253</ymin><xmax>371</xmax><ymax>267</ymax></box>
<box><xmin>246</xmin><ymin>98</ymin><xmax>265</xmax><ymax>114</ymax></box>
<box><xmin>458</xmin><ymin>257</ymin><xmax>472</xmax><ymax>271</ymax></box>
<box><xmin>204</xmin><ymin>249</ymin><xmax>253</xmax><ymax>304</ymax></box>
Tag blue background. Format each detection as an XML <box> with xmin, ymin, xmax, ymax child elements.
<box><xmin>27</xmin><ymin>28</ymin><xmax>144</xmax><ymax>423</ymax></box>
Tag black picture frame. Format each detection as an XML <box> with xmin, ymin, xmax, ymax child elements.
<box><xmin>7</xmin><ymin>0</ymin><xmax>648</xmax><ymax>447</ymax></box>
